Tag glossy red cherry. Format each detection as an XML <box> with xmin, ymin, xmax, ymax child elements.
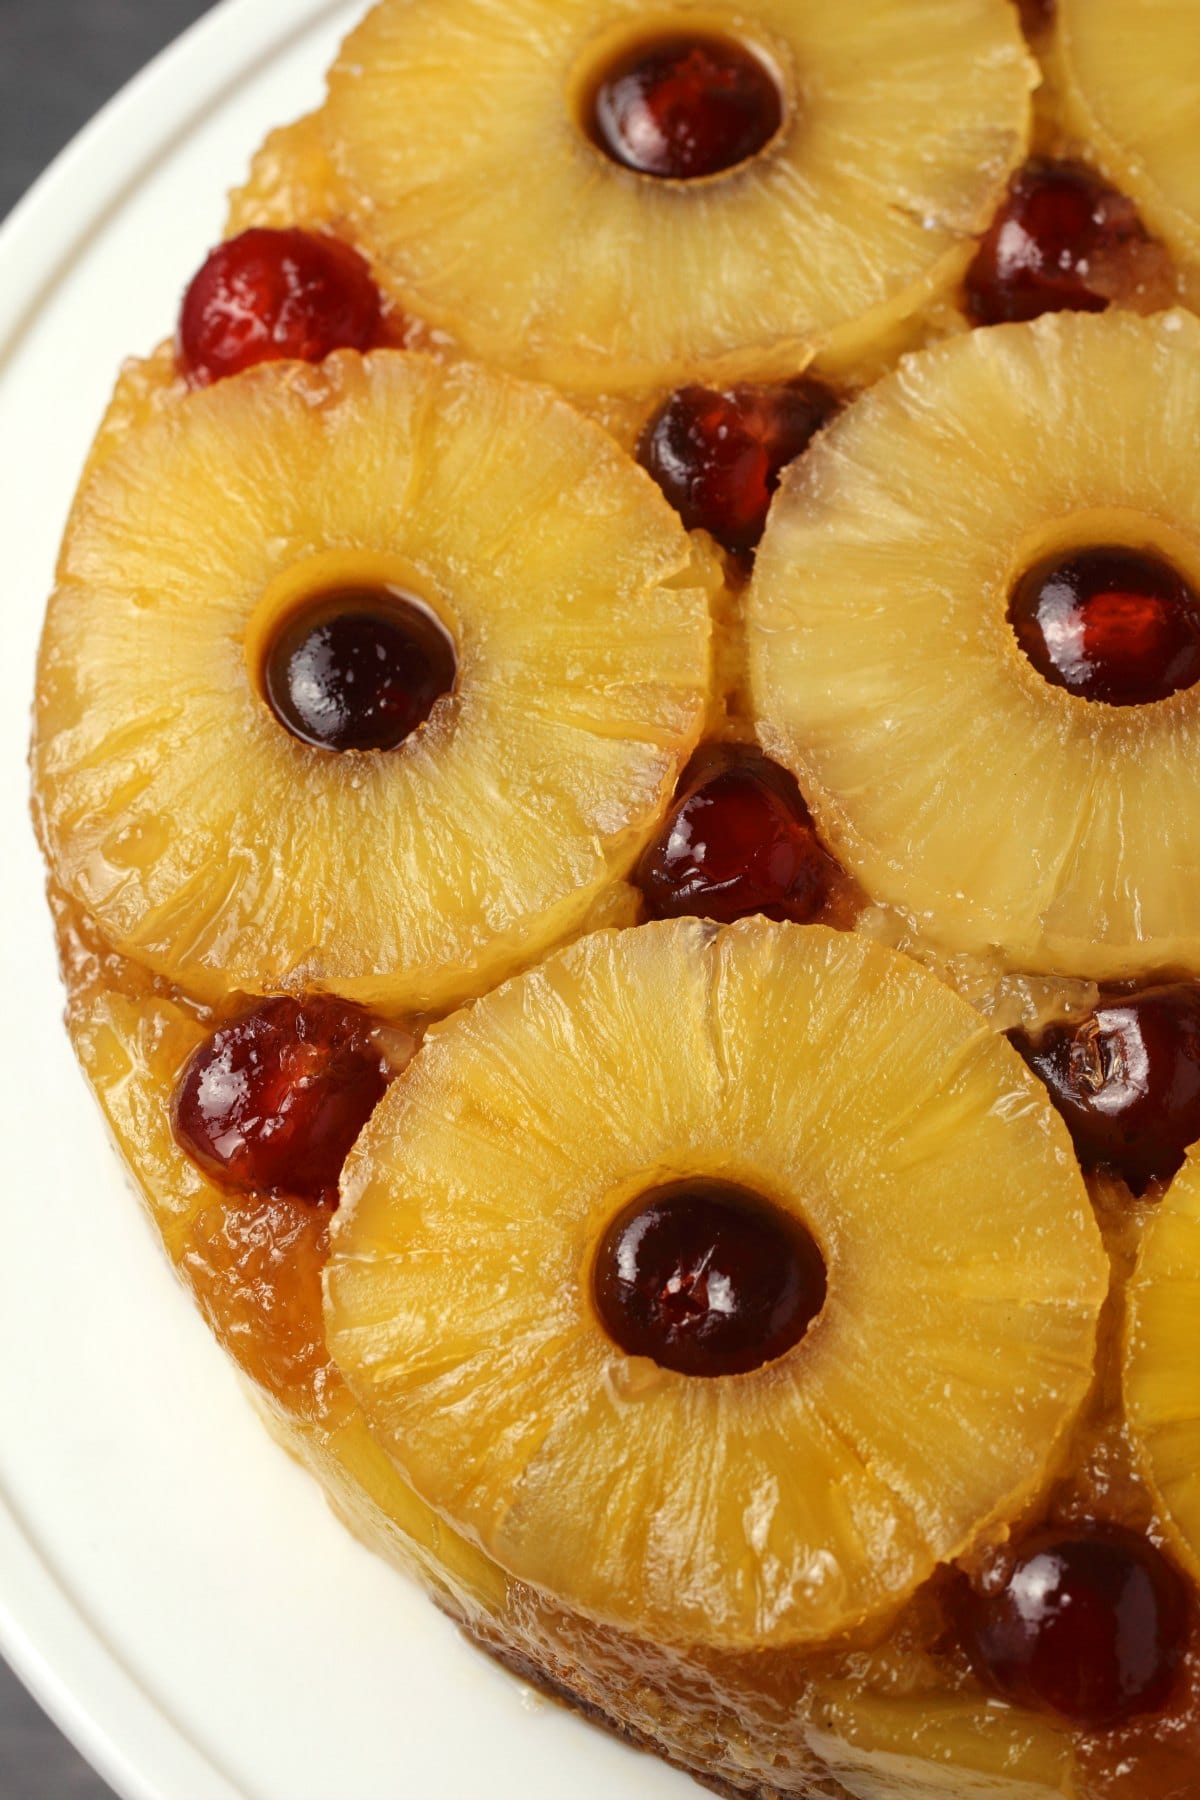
<box><xmin>593</xmin><ymin>1180</ymin><xmax>826</xmax><ymax>1377</ymax></box>
<box><xmin>958</xmin><ymin>1526</ymin><xmax>1189</xmax><ymax>1727</ymax></box>
<box><xmin>1010</xmin><ymin>984</ymin><xmax>1200</xmax><ymax>1194</ymax></box>
<box><xmin>172</xmin><ymin>996</ymin><xmax>389</xmax><ymax>1205</ymax></box>
<box><xmin>637</xmin><ymin>380</ymin><xmax>836</xmax><ymax>557</ymax></box>
<box><xmin>1008</xmin><ymin>546</ymin><xmax>1200</xmax><ymax>706</ymax></box>
<box><xmin>178</xmin><ymin>227</ymin><xmax>383</xmax><ymax>386</ymax></box>
<box><xmin>586</xmin><ymin>33</ymin><xmax>783</xmax><ymax>181</ymax></box>
<box><xmin>264</xmin><ymin>591</ymin><xmax>456</xmax><ymax>753</ymax></box>
<box><xmin>966</xmin><ymin>162</ymin><xmax>1151</xmax><ymax>325</ymax></box>
<box><xmin>637</xmin><ymin>750</ymin><xmax>834</xmax><ymax>925</ymax></box>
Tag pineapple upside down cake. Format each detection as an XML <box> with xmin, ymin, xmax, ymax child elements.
<box><xmin>29</xmin><ymin>0</ymin><xmax>1200</xmax><ymax>1793</ymax></box>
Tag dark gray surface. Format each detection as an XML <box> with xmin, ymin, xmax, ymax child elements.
<box><xmin>0</xmin><ymin>0</ymin><xmax>216</xmax><ymax>222</ymax></box>
<box><xmin>1</xmin><ymin>6</ymin><xmax>217</xmax><ymax>1792</ymax></box>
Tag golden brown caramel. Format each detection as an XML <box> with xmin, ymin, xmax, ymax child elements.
<box><xmin>182</xmin><ymin>1191</ymin><xmax>346</xmax><ymax>1425</ymax></box>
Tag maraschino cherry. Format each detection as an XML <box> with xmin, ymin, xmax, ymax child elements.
<box><xmin>638</xmin><ymin>380</ymin><xmax>836</xmax><ymax>557</ymax></box>
<box><xmin>172</xmin><ymin>996</ymin><xmax>389</xmax><ymax>1205</ymax></box>
<box><xmin>966</xmin><ymin>162</ymin><xmax>1154</xmax><ymax>326</ymax></box>
<box><xmin>637</xmin><ymin>750</ymin><xmax>834</xmax><ymax>924</ymax></box>
<box><xmin>178</xmin><ymin>227</ymin><xmax>383</xmax><ymax>386</ymax></box>
<box><xmin>264</xmin><ymin>591</ymin><xmax>456</xmax><ymax>753</ymax></box>
<box><xmin>593</xmin><ymin>1180</ymin><xmax>826</xmax><ymax>1377</ymax></box>
<box><xmin>1010</xmin><ymin>984</ymin><xmax>1200</xmax><ymax>1193</ymax></box>
<box><xmin>1009</xmin><ymin>546</ymin><xmax>1200</xmax><ymax>706</ymax></box>
<box><xmin>958</xmin><ymin>1526</ymin><xmax>1189</xmax><ymax>1728</ymax></box>
<box><xmin>587</xmin><ymin>33</ymin><xmax>783</xmax><ymax>180</ymax></box>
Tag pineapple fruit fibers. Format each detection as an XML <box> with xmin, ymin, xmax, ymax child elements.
<box><xmin>29</xmin><ymin>0</ymin><xmax>1200</xmax><ymax>1796</ymax></box>
<box><xmin>33</xmin><ymin>351</ymin><xmax>713</xmax><ymax>1013</ymax></box>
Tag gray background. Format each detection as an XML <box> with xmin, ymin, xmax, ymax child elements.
<box><xmin>1</xmin><ymin>6</ymin><xmax>216</xmax><ymax>1792</ymax></box>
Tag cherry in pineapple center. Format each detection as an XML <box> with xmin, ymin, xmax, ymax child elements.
<box><xmin>593</xmin><ymin>1179</ymin><xmax>826</xmax><ymax>1377</ymax></box>
<box><xmin>263</xmin><ymin>588</ymin><xmax>457</xmax><ymax>752</ymax></box>
<box><xmin>584</xmin><ymin>31</ymin><xmax>783</xmax><ymax>181</ymax></box>
<box><xmin>1009</xmin><ymin>546</ymin><xmax>1200</xmax><ymax>706</ymax></box>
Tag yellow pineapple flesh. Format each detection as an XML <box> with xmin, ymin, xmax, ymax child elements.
<box><xmin>65</xmin><ymin>975</ymin><xmax>835</xmax><ymax>1793</ymax></box>
<box><xmin>72</xmin><ymin>953</ymin><xmax>1200</xmax><ymax>1797</ymax></box>
<box><xmin>1057</xmin><ymin>0</ymin><xmax>1200</xmax><ymax>275</ymax></box>
<box><xmin>34</xmin><ymin>5</ymin><xmax>1200</xmax><ymax>1784</ymax></box>
<box><xmin>808</xmin><ymin>1685</ymin><xmax>1073</xmax><ymax>1799</ymax></box>
<box><xmin>33</xmin><ymin>349</ymin><xmax>714</xmax><ymax>1014</ymax></box>
<box><xmin>325</xmin><ymin>918</ymin><xmax>1105</xmax><ymax>1652</ymax></box>
<box><xmin>321</xmin><ymin>0</ymin><xmax>1032</xmax><ymax>397</ymax></box>
<box><xmin>225</xmin><ymin>113</ymin><xmax>345</xmax><ymax>236</ymax></box>
<box><xmin>65</xmin><ymin>972</ymin><xmax>1093</xmax><ymax>1800</ymax></box>
<box><xmin>747</xmin><ymin>308</ymin><xmax>1200</xmax><ymax>981</ymax></box>
<box><xmin>1125</xmin><ymin>1145</ymin><xmax>1200</xmax><ymax>1588</ymax></box>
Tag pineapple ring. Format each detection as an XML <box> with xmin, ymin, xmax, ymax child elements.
<box><xmin>322</xmin><ymin>0</ymin><xmax>1033</xmax><ymax>395</ymax></box>
<box><xmin>1057</xmin><ymin>0</ymin><xmax>1200</xmax><ymax>276</ymax></box>
<box><xmin>325</xmin><ymin>918</ymin><xmax>1106</xmax><ymax>1651</ymax></box>
<box><xmin>32</xmin><ymin>350</ymin><xmax>712</xmax><ymax>1015</ymax></box>
<box><xmin>748</xmin><ymin>308</ymin><xmax>1200</xmax><ymax>981</ymax></box>
<box><xmin>1125</xmin><ymin>1145</ymin><xmax>1200</xmax><ymax>1587</ymax></box>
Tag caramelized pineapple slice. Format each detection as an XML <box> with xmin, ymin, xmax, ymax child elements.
<box><xmin>1125</xmin><ymin>1145</ymin><xmax>1200</xmax><ymax>1587</ymax></box>
<box><xmin>1057</xmin><ymin>0</ymin><xmax>1200</xmax><ymax>276</ymax></box>
<box><xmin>326</xmin><ymin>919</ymin><xmax>1106</xmax><ymax>1652</ymax></box>
<box><xmin>748</xmin><ymin>308</ymin><xmax>1200</xmax><ymax>980</ymax></box>
<box><xmin>34</xmin><ymin>351</ymin><xmax>712</xmax><ymax>1014</ymax></box>
<box><xmin>321</xmin><ymin>0</ymin><xmax>1032</xmax><ymax>396</ymax></box>
<box><xmin>809</xmin><ymin>1683</ymin><xmax>1073</xmax><ymax>1798</ymax></box>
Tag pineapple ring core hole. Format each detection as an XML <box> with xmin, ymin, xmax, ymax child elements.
<box><xmin>1004</xmin><ymin>510</ymin><xmax>1200</xmax><ymax>709</ymax></box>
<box><xmin>590</xmin><ymin>1176</ymin><xmax>827</xmax><ymax>1377</ymax></box>
<box><xmin>570</xmin><ymin>15</ymin><xmax>792</xmax><ymax>186</ymax></box>
<box><xmin>245</xmin><ymin>553</ymin><xmax>459</xmax><ymax>754</ymax></box>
